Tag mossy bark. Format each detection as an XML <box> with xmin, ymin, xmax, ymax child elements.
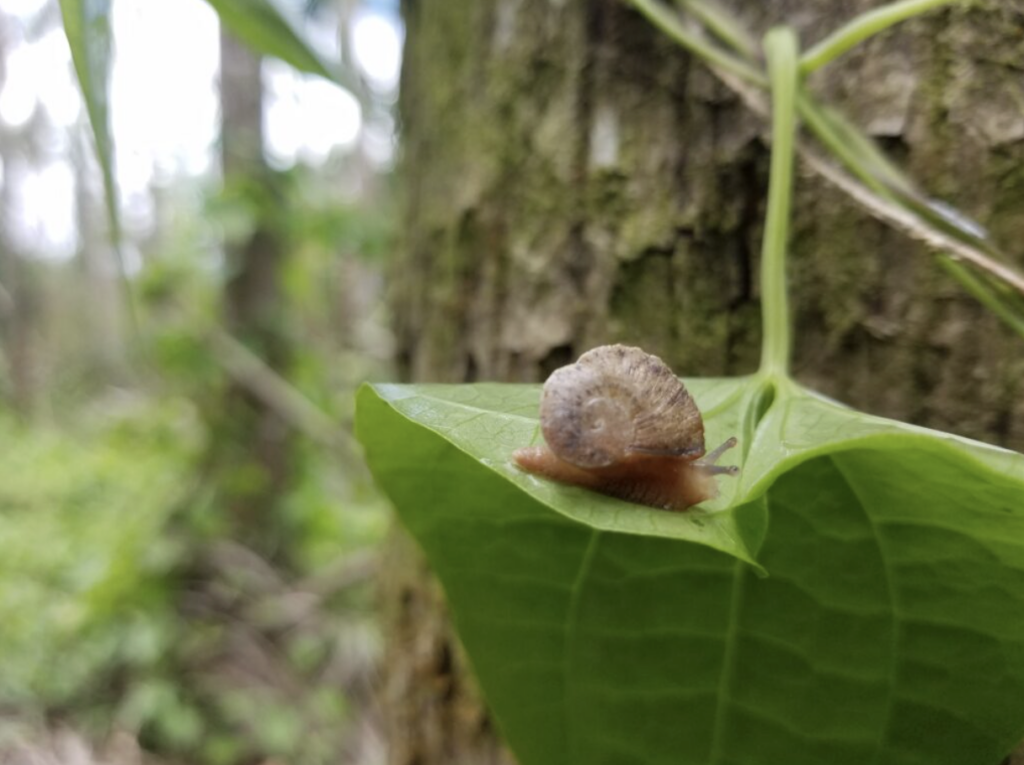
<box><xmin>385</xmin><ymin>1</ymin><xmax>1024</xmax><ymax>762</ymax></box>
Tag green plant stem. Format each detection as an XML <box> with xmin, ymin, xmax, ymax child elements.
<box><xmin>938</xmin><ymin>257</ymin><xmax>1024</xmax><ymax>342</ymax></box>
<box><xmin>797</xmin><ymin>94</ymin><xmax>1024</xmax><ymax>294</ymax></box>
<box><xmin>676</xmin><ymin>0</ymin><xmax>758</xmax><ymax>61</ymax></box>
<box><xmin>626</xmin><ymin>0</ymin><xmax>766</xmax><ymax>86</ymax></box>
<box><xmin>797</xmin><ymin>95</ymin><xmax>893</xmax><ymax>199</ymax></box>
<box><xmin>800</xmin><ymin>0</ymin><xmax>960</xmax><ymax>73</ymax></box>
<box><xmin>759</xmin><ymin>28</ymin><xmax>799</xmax><ymax>378</ymax></box>
<box><xmin>643</xmin><ymin>0</ymin><xmax>1024</xmax><ymax>338</ymax></box>
<box><xmin>799</xmin><ymin>98</ymin><xmax>915</xmax><ymax>195</ymax></box>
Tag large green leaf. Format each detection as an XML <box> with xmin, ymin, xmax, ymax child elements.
<box><xmin>356</xmin><ymin>379</ymin><xmax>1024</xmax><ymax>765</ymax></box>
<box><xmin>202</xmin><ymin>0</ymin><xmax>338</xmax><ymax>81</ymax></box>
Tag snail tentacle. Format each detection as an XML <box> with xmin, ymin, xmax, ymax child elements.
<box><xmin>693</xmin><ymin>437</ymin><xmax>740</xmax><ymax>476</ymax></box>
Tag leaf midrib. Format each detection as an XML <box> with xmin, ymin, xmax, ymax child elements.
<box><xmin>707</xmin><ymin>557</ymin><xmax>747</xmax><ymax>764</ymax></box>
<box><xmin>564</xmin><ymin>529</ymin><xmax>602</xmax><ymax>765</ymax></box>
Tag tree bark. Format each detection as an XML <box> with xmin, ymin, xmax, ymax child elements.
<box><xmin>386</xmin><ymin>1</ymin><xmax>1024</xmax><ymax>762</ymax></box>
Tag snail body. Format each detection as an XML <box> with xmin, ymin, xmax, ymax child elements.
<box><xmin>513</xmin><ymin>345</ymin><xmax>738</xmax><ymax>511</ymax></box>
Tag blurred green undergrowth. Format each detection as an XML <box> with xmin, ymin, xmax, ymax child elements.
<box><xmin>0</xmin><ymin>384</ymin><xmax>386</xmax><ymax>762</ymax></box>
<box><xmin>0</xmin><ymin>400</ymin><xmax>195</xmax><ymax>707</ymax></box>
<box><xmin>0</xmin><ymin>164</ymin><xmax>393</xmax><ymax>763</ymax></box>
<box><xmin>2</xmin><ymin>0</ymin><xmax>398</xmax><ymax>762</ymax></box>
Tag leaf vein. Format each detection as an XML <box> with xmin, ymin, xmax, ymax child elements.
<box><xmin>830</xmin><ymin>455</ymin><xmax>901</xmax><ymax>765</ymax></box>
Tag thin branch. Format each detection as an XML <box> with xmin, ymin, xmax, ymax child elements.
<box><xmin>627</xmin><ymin>0</ymin><xmax>766</xmax><ymax>86</ymax></box>
<box><xmin>677</xmin><ymin>0</ymin><xmax>758</xmax><ymax>60</ymax></box>
<box><xmin>297</xmin><ymin>550</ymin><xmax>378</xmax><ymax>596</ymax></box>
<box><xmin>206</xmin><ymin>328</ymin><xmax>355</xmax><ymax>452</ymax></box>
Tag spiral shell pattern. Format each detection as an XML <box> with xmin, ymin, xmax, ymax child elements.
<box><xmin>539</xmin><ymin>345</ymin><xmax>705</xmax><ymax>469</ymax></box>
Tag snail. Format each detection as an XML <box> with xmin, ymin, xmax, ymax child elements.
<box><xmin>513</xmin><ymin>344</ymin><xmax>739</xmax><ymax>511</ymax></box>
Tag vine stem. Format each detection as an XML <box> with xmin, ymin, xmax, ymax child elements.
<box><xmin>630</xmin><ymin>0</ymin><xmax>1024</xmax><ymax>345</ymax></box>
<box><xmin>626</xmin><ymin>0</ymin><xmax>766</xmax><ymax>85</ymax></box>
<box><xmin>800</xmin><ymin>0</ymin><xmax>960</xmax><ymax>73</ymax></box>
<box><xmin>759</xmin><ymin>27</ymin><xmax>799</xmax><ymax>378</ymax></box>
<box><xmin>677</xmin><ymin>0</ymin><xmax>758</xmax><ymax>60</ymax></box>
<box><xmin>639</xmin><ymin>0</ymin><xmax>1024</xmax><ymax>292</ymax></box>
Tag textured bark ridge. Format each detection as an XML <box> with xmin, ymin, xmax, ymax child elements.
<box><xmin>388</xmin><ymin>1</ymin><xmax>1024</xmax><ymax>762</ymax></box>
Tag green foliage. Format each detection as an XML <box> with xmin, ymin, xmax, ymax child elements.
<box><xmin>357</xmin><ymin>377</ymin><xmax>1024</xmax><ymax>765</ymax></box>
<box><xmin>202</xmin><ymin>0</ymin><xmax>338</xmax><ymax>81</ymax></box>
<box><xmin>0</xmin><ymin>391</ymin><xmax>385</xmax><ymax>764</ymax></box>
<box><xmin>33</xmin><ymin>0</ymin><xmax>397</xmax><ymax>761</ymax></box>
<box><xmin>355</xmin><ymin>4</ymin><xmax>1024</xmax><ymax>764</ymax></box>
<box><xmin>0</xmin><ymin>402</ymin><xmax>196</xmax><ymax>706</ymax></box>
<box><xmin>0</xmin><ymin>163</ymin><xmax>392</xmax><ymax>761</ymax></box>
<box><xmin>59</xmin><ymin>0</ymin><xmax>367</xmax><ymax>335</ymax></box>
<box><xmin>57</xmin><ymin>0</ymin><xmax>120</xmax><ymax>253</ymax></box>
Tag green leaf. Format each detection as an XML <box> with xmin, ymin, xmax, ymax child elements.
<box><xmin>356</xmin><ymin>379</ymin><xmax>1024</xmax><ymax>765</ymax></box>
<box><xmin>58</xmin><ymin>0</ymin><xmax>124</xmax><ymax>268</ymax></box>
<box><xmin>202</xmin><ymin>0</ymin><xmax>338</xmax><ymax>81</ymax></box>
<box><xmin>360</xmin><ymin>380</ymin><xmax>767</xmax><ymax>566</ymax></box>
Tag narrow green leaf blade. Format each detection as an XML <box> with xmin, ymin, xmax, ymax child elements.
<box><xmin>356</xmin><ymin>380</ymin><xmax>1024</xmax><ymax>765</ymax></box>
<box><xmin>203</xmin><ymin>0</ymin><xmax>337</xmax><ymax>81</ymax></box>
<box><xmin>58</xmin><ymin>0</ymin><xmax>121</xmax><ymax>251</ymax></box>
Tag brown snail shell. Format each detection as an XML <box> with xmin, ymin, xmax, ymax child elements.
<box><xmin>513</xmin><ymin>345</ymin><xmax>739</xmax><ymax>511</ymax></box>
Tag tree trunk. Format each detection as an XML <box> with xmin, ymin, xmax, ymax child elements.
<box><xmin>212</xmin><ymin>29</ymin><xmax>293</xmax><ymax>555</ymax></box>
<box><xmin>155</xmin><ymin>30</ymin><xmax>305</xmax><ymax>765</ymax></box>
<box><xmin>386</xmin><ymin>0</ymin><xmax>1024</xmax><ymax>762</ymax></box>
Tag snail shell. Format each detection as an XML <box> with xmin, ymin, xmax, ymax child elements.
<box><xmin>513</xmin><ymin>345</ymin><xmax>738</xmax><ymax>511</ymax></box>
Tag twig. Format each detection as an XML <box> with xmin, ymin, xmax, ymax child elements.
<box><xmin>206</xmin><ymin>328</ymin><xmax>358</xmax><ymax>453</ymax></box>
<box><xmin>677</xmin><ymin>0</ymin><xmax>758</xmax><ymax>60</ymax></box>
<box><xmin>245</xmin><ymin>551</ymin><xmax>379</xmax><ymax>630</ymax></box>
<box><xmin>297</xmin><ymin>550</ymin><xmax>378</xmax><ymax>596</ymax></box>
<box><xmin>628</xmin><ymin>0</ymin><xmax>765</xmax><ymax>85</ymax></box>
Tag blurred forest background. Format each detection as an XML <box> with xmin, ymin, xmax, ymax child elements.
<box><xmin>0</xmin><ymin>0</ymin><xmax>398</xmax><ymax>763</ymax></box>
